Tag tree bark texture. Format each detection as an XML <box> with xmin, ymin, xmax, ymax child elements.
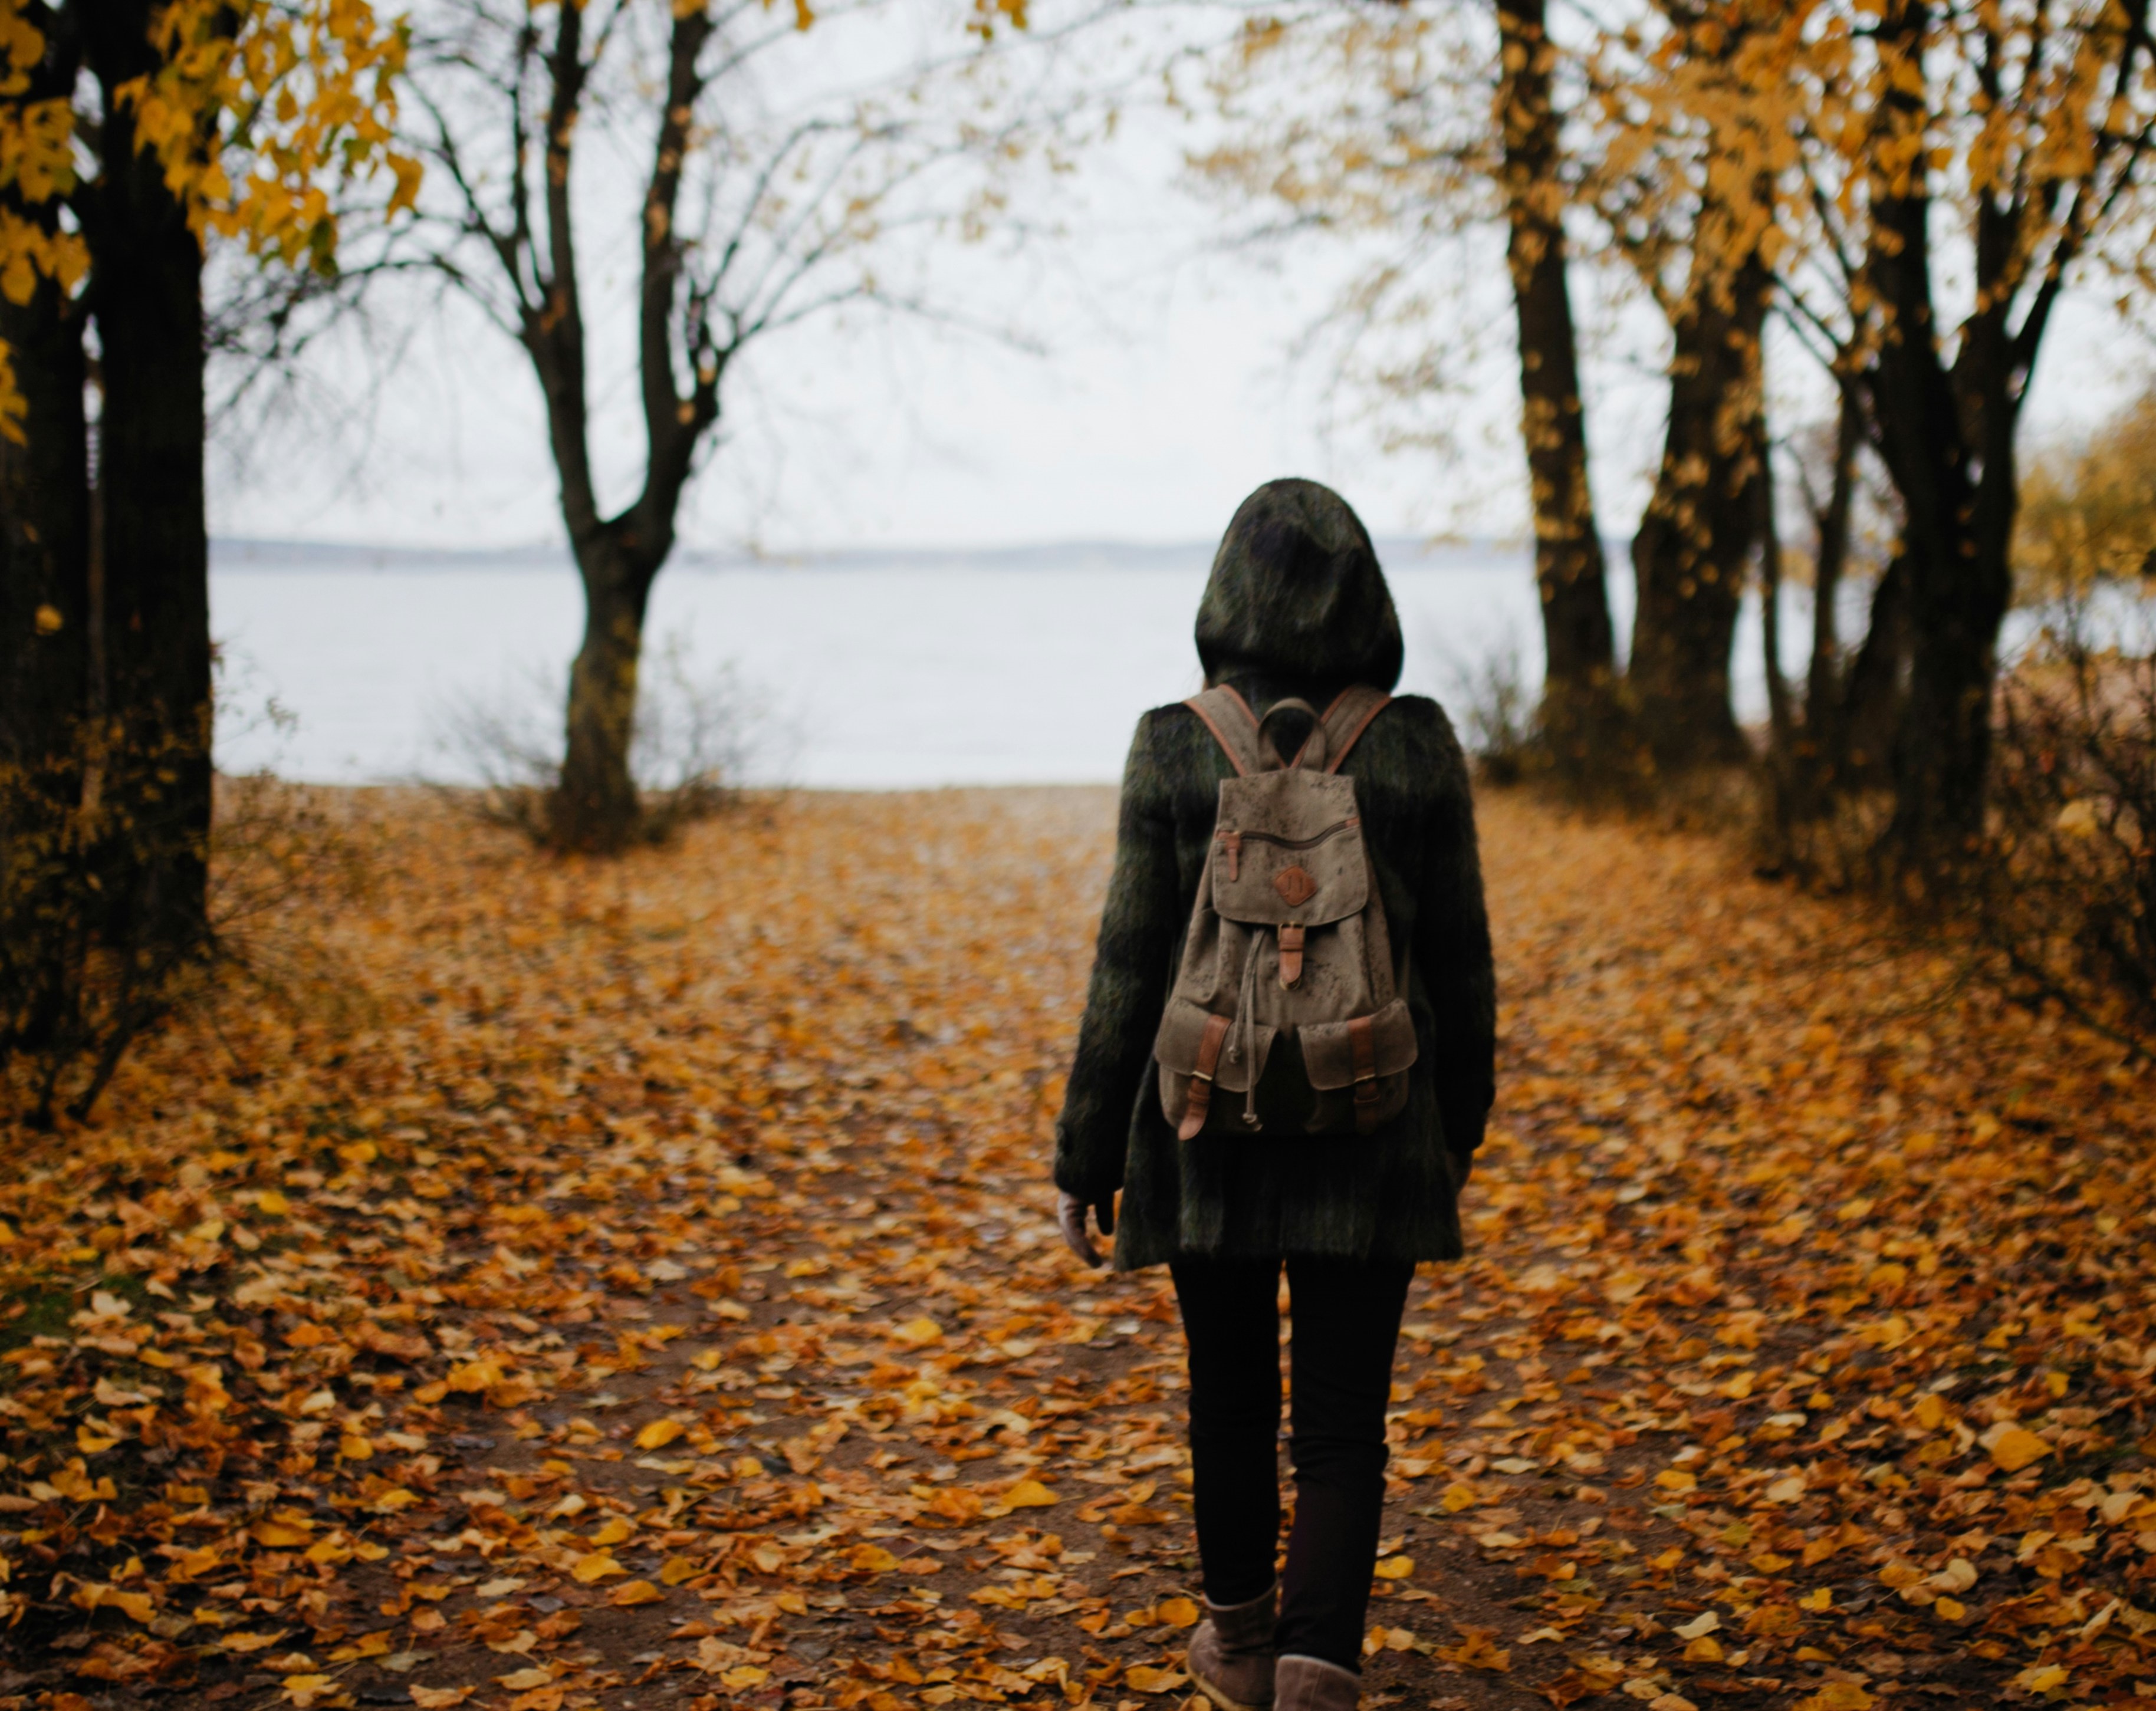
<box><xmin>83</xmin><ymin>0</ymin><xmax>213</xmax><ymax>940</ymax></box>
<box><xmin>1627</xmin><ymin>253</ymin><xmax>1767</xmax><ymax>770</ymax></box>
<box><xmin>520</xmin><ymin>0</ymin><xmax>721</xmax><ymax>852</ymax></box>
<box><xmin>0</xmin><ymin>5</ymin><xmax>90</xmax><ymax>783</ymax></box>
<box><xmin>1494</xmin><ymin>0</ymin><xmax>1620</xmax><ymax>775</ymax></box>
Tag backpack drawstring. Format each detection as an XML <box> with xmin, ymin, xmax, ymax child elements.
<box><xmin>1234</xmin><ymin>926</ymin><xmax>1262</xmax><ymax>1128</ymax></box>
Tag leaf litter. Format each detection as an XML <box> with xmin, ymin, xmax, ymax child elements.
<box><xmin>0</xmin><ymin>785</ymin><xmax>2152</xmax><ymax>1711</ymax></box>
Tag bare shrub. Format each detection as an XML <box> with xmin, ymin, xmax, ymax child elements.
<box><xmin>1438</xmin><ymin>630</ymin><xmax>1537</xmax><ymax>786</ymax></box>
<box><xmin>1978</xmin><ymin>602</ymin><xmax>2156</xmax><ymax>1052</ymax></box>
<box><xmin>433</xmin><ymin>633</ymin><xmax>773</xmax><ymax>847</ymax></box>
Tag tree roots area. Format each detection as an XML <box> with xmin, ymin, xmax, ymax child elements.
<box><xmin>1</xmin><ymin>788</ymin><xmax>2151</xmax><ymax>1711</ymax></box>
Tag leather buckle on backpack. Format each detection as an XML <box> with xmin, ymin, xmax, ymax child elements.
<box><xmin>1277</xmin><ymin>923</ymin><xmax>1306</xmax><ymax>988</ymax></box>
<box><xmin>1349</xmin><ymin>1014</ymin><xmax>1381</xmax><ymax>1134</ymax></box>
<box><xmin>1179</xmin><ymin>1012</ymin><xmax>1234</xmax><ymax>1141</ymax></box>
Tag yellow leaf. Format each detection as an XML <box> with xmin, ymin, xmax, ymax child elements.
<box><xmin>1435</xmin><ymin>1630</ymin><xmax>1510</xmax><ymax>1672</ymax></box>
<box><xmin>608</xmin><ymin>1580</ymin><xmax>666</xmax><ymax>1607</ymax></box>
<box><xmin>34</xmin><ymin>603</ymin><xmax>62</xmax><ymax>634</ymax></box>
<box><xmin>1797</xmin><ymin>1587</ymin><xmax>1833</xmax><ymax>1611</ymax></box>
<box><xmin>1124</xmin><ymin>1667</ymin><xmax>1189</xmax><ymax>1694</ymax></box>
<box><xmin>340</xmin><ymin>1435</ymin><xmax>374</xmax><ymax>1461</ymax></box>
<box><xmin>570</xmin><ymin>1552</ymin><xmax>625</xmax><ymax>1583</ymax></box>
<box><xmin>1795</xmin><ymin>1684</ymin><xmax>1874</xmax><ymax>1711</ymax></box>
<box><xmin>497</xmin><ymin>1668</ymin><xmax>553</xmax><ymax>1690</ymax></box>
<box><xmin>635</xmin><ymin>1419</ymin><xmax>685</xmax><ymax>1452</ymax></box>
<box><xmin>280</xmin><ymin>1675</ymin><xmax>336</xmax><ymax>1708</ymax></box>
<box><xmin>252</xmin><ymin>1521</ymin><xmax>313</xmax><ymax>1548</ymax></box>
<box><xmin>1985</xmin><ymin>1424</ymin><xmax>2052</xmax><ymax>1472</ymax></box>
<box><xmin>1156</xmin><ymin>1596</ymin><xmax>1200</xmax><ymax>1628</ymax></box>
<box><xmin>891</xmin><ymin>1317</ymin><xmax>944</xmax><ymax>1347</ymax></box>
<box><xmin>589</xmin><ymin>1516</ymin><xmax>634</xmax><ymax>1547</ymax></box>
<box><xmin>2013</xmin><ymin>1666</ymin><xmax>2068</xmax><ymax>1694</ymax></box>
<box><xmin>1438</xmin><ymin>1481</ymin><xmax>1481</xmax><ymax>1512</ymax></box>
<box><xmin>1655</xmin><ymin>1469</ymin><xmax>1697</xmax><ymax>1492</ymax></box>
<box><xmin>1373</xmin><ymin>1555</ymin><xmax>1415</xmax><ymax>1580</ymax></box>
<box><xmin>659</xmin><ymin>1557</ymin><xmax>702</xmax><ymax>1585</ymax></box>
<box><xmin>850</xmin><ymin>1544</ymin><xmax>902</xmax><ymax>1573</ymax></box>
<box><xmin>1934</xmin><ymin>1597</ymin><xmax>1967</xmax><ymax>1621</ymax></box>
<box><xmin>1672</xmin><ymin>1611</ymin><xmax>1720</xmax><ymax>1640</ymax></box>
<box><xmin>221</xmin><ymin>1631</ymin><xmax>291</xmax><ymax>1654</ymax></box>
<box><xmin>445</xmin><ymin>1360</ymin><xmax>505</xmax><ymax>1395</ymax></box>
<box><xmin>1000</xmin><ymin>1479</ymin><xmax>1057</xmax><ymax>1509</ymax></box>
<box><xmin>722</xmin><ymin>1667</ymin><xmax>770</xmax><ymax>1690</ymax></box>
<box><xmin>409</xmin><ymin>1689</ymin><xmax>474</xmax><ymax>1709</ymax></box>
<box><xmin>256</xmin><ymin>1190</ymin><xmax>291</xmax><ymax>1216</ymax></box>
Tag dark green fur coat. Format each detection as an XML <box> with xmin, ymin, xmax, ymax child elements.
<box><xmin>1054</xmin><ymin>690</ymin><xmax>1496</xmax><ymax>1269</ymax></box>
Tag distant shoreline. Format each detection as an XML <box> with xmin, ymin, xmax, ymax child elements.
<box><xmin>210</xmin><ymin>536</ymin><xmax>1552</xmax><ymax>574</ymax></box>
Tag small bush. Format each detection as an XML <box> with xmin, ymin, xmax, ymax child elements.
<box><xmin>434</xmin><ymin>633</ymin><xmax>771</xmax><ymax>845</ymax></box>
<box><xmin>1440</xmin><ymin>631</ymin><xmax>1537</xmax><ymax>785</ymax></box>
<box><xmin>1979</xmin><ymin>606</ymin><xmax>2156</xmax><ymax>1051</ymax></box>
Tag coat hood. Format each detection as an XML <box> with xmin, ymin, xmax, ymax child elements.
<box><xmin>1194</xmin><ymin>479</ymin><xmax>1404</xmax><ymax>694</ymax></box>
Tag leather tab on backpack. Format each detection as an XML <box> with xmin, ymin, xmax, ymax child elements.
<box><xmin>1178</xmin><ymin>1012</ymin><xmax>1234</xmax><ymax>1141</ymax></box>
<box><xmin>1349</xmin><ymin>1014</ymin><xmax>1381</xmax><ymax>1134</ymax></box>
<box><xmin>1277</xmin><ymin>923</ymin><xmax>1306</xmax><ymax>988</ymax></box>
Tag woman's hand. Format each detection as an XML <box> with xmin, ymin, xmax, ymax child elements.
<box><xmin>1056</xmin><ymin>1190</ymin><xmax>1116</xmax><ymax>1267</ymax></box>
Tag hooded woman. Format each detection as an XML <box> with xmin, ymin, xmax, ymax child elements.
<box><xmin>1052</xmin><ymin>479</ymin><xmax>1496</xmax><ymax>1711</ymax></box>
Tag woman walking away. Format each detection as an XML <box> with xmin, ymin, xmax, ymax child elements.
<box><xmin>1052</xmin><ymin>479</ymin><xmax>1495</xmax><ymax>1711</ymax></box>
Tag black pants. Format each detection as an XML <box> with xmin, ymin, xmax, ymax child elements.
<box><xmin>1169</xmin><ymin>1254</ymin><xmax>1415</xmax><ymax>1670</ymax></box>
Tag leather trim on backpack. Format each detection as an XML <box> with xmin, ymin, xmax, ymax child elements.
<box><xmin>1183</xmin><ymin>686</ymin><xmax>1266</xmax><ymax>777</ymax></box>
<box><xmin>1319</xmin><ymin>687</ymin><xmax>1392</xmax><ymax>774</ymax></box>
<box><xmin>1176</xmin><ymin>1012</ymin><xmax>1233</xmax><ymax>1141</ymax></box>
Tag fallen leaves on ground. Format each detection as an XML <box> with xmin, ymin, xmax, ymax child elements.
<box><xmin>0</xmin><ymin>785</ymin><xmax>2151</xmax><ymax>1711</ymax></box>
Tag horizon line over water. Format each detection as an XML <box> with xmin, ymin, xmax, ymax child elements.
<box><xmin>212</xmin><ymin>534</ymin><xmax>1576</xmax><ymax>575</ymax></box>
<box><xmin>212</xmin><ymin>540</ymin><xmax>1567</xmax><ymax>788</ymax></box>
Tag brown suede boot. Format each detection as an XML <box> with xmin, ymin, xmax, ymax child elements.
<box><xmin>1187</xmin><ymin>1583</ymin><xmax>1278</xmax><ymax>1711</ymax></box>
<box><xmin>1271</xmin><ymin>1654</ymin><xmax>1359</xmax><ymax>1711</ymax></box>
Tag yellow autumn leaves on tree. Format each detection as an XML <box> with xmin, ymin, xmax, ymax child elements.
<box><xmin>0</xmin><ymin>0</ymin><xmax>419</xmax><ymax>439</ymax></box>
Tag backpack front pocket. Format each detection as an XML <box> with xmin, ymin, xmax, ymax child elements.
<box><xmin>1298</xmin><ymin>996</ymin><xmax>1418</xmax><ymax>1134</ymax></box>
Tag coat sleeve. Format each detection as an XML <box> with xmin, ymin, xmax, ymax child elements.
<box><xmin>1413</xmin><ymin>711</ymin><xmax>1497</xmax><ymax>1167</ymax></box>
<box><xmin>1054</xmin><ymin>709</ymin><xmax>1185</xmax><ymax>1200</ymax></box>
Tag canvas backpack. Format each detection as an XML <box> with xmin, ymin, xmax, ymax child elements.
<box><xmin>1153</xmin><ymin>685</ymin><xmax>1419</xmax><ymax>1141</ymax></box>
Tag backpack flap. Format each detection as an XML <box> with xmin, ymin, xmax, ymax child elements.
<box><xmin>1210</xmin><ymin>771</ymin><xmax>1368</xmax><ymax>927</ymax></box>
<box><xmin>1155</xmin><ymin>995</ymin><xmax>1276</xmax><ymax>1140</ymax></box>
<box><xmin>1299</xmin><ymin>996</ymin><xmax>1418</xmax><ymax>1135</ymax></box>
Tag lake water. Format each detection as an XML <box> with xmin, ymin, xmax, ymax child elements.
<box><xmin>209</xmin><ymin>539</ymin><xmax>1793</xmax><ymax>788</ymax></box>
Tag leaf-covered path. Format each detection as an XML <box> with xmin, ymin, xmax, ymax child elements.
<box><xmin>4</xmin><ymin>787</ymin><xmax>2155</xmax><ymax>1711</ymax></box>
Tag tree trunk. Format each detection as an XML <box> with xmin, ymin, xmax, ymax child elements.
<box><xmin>85</xmin><ymin>0</ymin><xmax>214</xmax><ymax>945</ymax></box>
<box><xmin>1627</xmin><ymin>255</ymin><xmax>1767</xmax><ymax>770</ymax></box>
<box><xmin>551</xmin><ymin>549</ymin><xmax>658</xmax><ymax>853</ymax></box>
<box><xmin>514</xmin><ymin>0</ymin><xmax>721</xmax><ymax>854</ymax></box>
<box><xmin>0</xmin><ymin>23</ymin><xmax>93</xmax><ymax>1051</ymax></box>
<box><xmin>1494</xmin><ymin>0</ymin><xmax>1621</xmax><ymax>778</ymax></box>
<box><xmin>1803</xmin><ymin>386</ymin><xmax>1861</xmax><ymax>767</ymax></box>
<box><xmin>1858</xmin><ymin>0</ymin><xmax>2026</xmax><ymax>873</ymax></box>
<box><xmin>1840</xmin><ymin>552</ymin><xmax>1911</xmax><ymax>784</ymax></box>
<box><xmin>0</xmin><ymin>257</ymin><xmax>90</xmax><ymax>785</ymax></box>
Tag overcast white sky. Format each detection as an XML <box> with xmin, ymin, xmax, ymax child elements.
<box><xmin>206</xmin><ymin>1</ymin><xmax>2156</xmax><ymax>557</ymax></box>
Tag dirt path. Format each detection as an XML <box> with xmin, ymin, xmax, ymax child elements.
<box><xmin>3</xmin><ymin>787</ymin><xmax>2154</xmax><ymax>1711</ymax></box>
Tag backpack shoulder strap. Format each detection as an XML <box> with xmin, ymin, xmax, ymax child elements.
<box><xmin>1318</xmin><ymin>686</ymin><xmax>1392</xmax><ymax>774</ymax></box>
<box><xmin>1182</xmin><ymin>685</ymin><xmax>1268</xmax><ymax>777</ymax></box>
